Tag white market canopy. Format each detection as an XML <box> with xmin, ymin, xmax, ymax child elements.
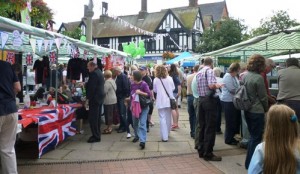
<box><xmin>0</xmin><ymin>16</ymin><xmax>128</xmax><ymax>58</ymax></box>
<box><xmin>201</xmin><ymin>26</ymin><xmax>300</xmax><ymax>61</ymax></box>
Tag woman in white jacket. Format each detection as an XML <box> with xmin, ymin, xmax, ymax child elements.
<box><xmin>153</xmin><ymin>65</ymin><xmax>175</xmax><ymax>142</ymax></box>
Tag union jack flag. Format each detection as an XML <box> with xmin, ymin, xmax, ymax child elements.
<box><xmin>49</xmin><ymin>51</ymin><xmax>56</xmax><ymax>64</ymax></box>
<box><xmin>6</xmin><ymin>52</ymin><xmax>15</xmax><ymax>64</ymax></box>
<box><xmin>26</xmin><ymin>53</ymin><xmax>33</xmax><ymax>66</ymax></box>
<box><xmin>37</xmin><ymin>105</ymin><xmax>77</xmax><ymax>157</ymax></box>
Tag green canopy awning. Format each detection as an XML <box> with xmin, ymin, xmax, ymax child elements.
<box><xmin>202</xmin><ymin>26</ymin><xmax>300</xmax><ymax>60</ymax></box>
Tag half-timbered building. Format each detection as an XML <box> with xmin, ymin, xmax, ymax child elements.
<box><xmin>58</xmin><ymin>0</ymin><xmax>228</xmax><ymax>58</ymax></box>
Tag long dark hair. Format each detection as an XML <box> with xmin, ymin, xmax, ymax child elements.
<box><xmin>169</xmin><ymin>64</ymin><xmax>178</xmax><ymax>77</ymax></box>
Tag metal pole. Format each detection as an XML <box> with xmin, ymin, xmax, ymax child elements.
<box><xmin>55</xmin><ymin>49</ymin><xmax>59</xmax><ymax>109</ymax></box>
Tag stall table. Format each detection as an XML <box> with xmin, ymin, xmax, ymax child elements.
<box><xmin>18</xmin><ymin>104</ymin><xmax>81</xmax><ymax>158</ymax></box>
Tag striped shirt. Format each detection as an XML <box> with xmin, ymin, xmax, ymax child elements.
<box><xmin>196</xmin><ymin>66</ymin><xmax>217</xmax><ymax>97</ymax></box>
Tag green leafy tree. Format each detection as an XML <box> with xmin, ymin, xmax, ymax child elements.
<box><xmin>62</xmin><ymin>28</ymin><xmax>82</xmax><ymax>40</ymax></box>
<box><xmin>250</xmin><ymin>10</ymin><xmax>300</xmax><ymax>37</ymax></box>
<box><xmin>0</xmin><ymin>0</ymin><xmax>53</xmax><ymax>27</ymax></box>
<box><xmin>195</xmin><ymin>17</ymin><xmax>247</xmax><ymax>53</ymax></box>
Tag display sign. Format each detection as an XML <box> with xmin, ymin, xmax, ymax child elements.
<box><xmin>218</xmin><ymin>56</ymin><xmax>241</xmax><ymax>66</ymax></box>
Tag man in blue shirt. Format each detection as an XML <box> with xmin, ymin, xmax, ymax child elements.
<box><xmin>0</xmin><ymin>60</ymin><xmax>21</xmax><ymax>174</ymax></box>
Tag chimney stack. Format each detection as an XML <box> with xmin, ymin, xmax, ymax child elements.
<box><xmin>138</xmin><ymin>0</ymin><xmax>147</xmax><ymax>19</ymax></box>
<box><xmin>100</xmin><ymin>2</ymin><xmax>108</xmax><ymax>23</ymax></box>
<box><xmin>189</xmin><ymin>0</ymin><xmax>198</xmax><ymax>7</ymax></box>
<box><xmin>141</xmin><ymin>0</ymin><xmax>147</xmax><ymax>12</ymax></box>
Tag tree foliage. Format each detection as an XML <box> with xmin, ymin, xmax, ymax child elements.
<box><xmin>250</xmin><ymin>10</ymin><xmax>300</xmax><ymax>37</ymax></box>
<box><xmin>195</xmin><ymin>17</ymin><xmax>247</xmax><ymax>53</ymax></box>
<box><xmin>0</xmin><ymin>0</ymin><xmax>53</xmax><ymax>27</ymax></box>
<box><xmin>62</xmin><ymin>28</ymin><xmax>82</xmax><ymax>40</ymax></box>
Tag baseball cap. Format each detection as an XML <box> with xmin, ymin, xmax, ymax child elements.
<box><xmin>139</xmin><ymin>66</ymin><xmax>147</xmax><ymax>71</ymax></box>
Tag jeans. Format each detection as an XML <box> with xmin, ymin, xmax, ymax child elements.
<box><xmin>132</xmin><ymin>106</ymin><xmax>149</xmax><ymax>143</ymax></box>
<box><xmin>194</xmin><ymin>97</ymin><xmax>200</xmax><ymax>149</ymax></box>
<box><xmin>240</xmin><ymin>110</ymin><xmax>250</xmax><ymax>145</ymax></box>
<box><xmin>117</xmin><ymin>97</ymin><xmax>128</xmax><ymax>131</ymax></box>
<box><xmin>187</xmin><ymin>95</ymin><xmax>196</xmax><ymax>137</ymax></box>
<box><xmin>198</xmin><ymin>97</ymin><xmax>217</xmax><ymax>156</ymax></box>
<box><xmin>222</xmin><ymin>101</ymin><xmax>241</xmax><ymax>144</ymax></box>
<box><xmin>244</xmin><ymin>112</ymin><xmax>265</xmax><ymax>169</ymax></box>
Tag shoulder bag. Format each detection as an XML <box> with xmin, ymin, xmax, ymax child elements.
<box><xmin>160</xmin><ymin>78</ymin><xmax>177</xmax><ymax>110</ymax></box>
<box><xmin>138</xmin><ymin>82</ymin><xmax>151</xmax><ymax>108</ymax></box>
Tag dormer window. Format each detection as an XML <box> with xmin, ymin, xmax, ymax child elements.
<box><xmin>60</xmin><ymin>27</ymin><xmax>65</xmax><ymax>33</ymax></box>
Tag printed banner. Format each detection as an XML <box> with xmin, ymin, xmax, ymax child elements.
<box><xmin>12</xmin><ymin>30</ymin><xmax>24</xmax><ymax>47</ymax></box>
<box><xmin>21</xmin><ymin>8</ymin><xmax>31</xmax><ymax>25</ymax></box>
<box><xmin>112</xmin><ymin>55</ymin><xmax>125</xmax><ymax>70</ymax></box>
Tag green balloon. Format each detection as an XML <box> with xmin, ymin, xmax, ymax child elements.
<box><xmin>139</xmin><ymin>41</ymin><xmax>145</xmax><ymax>48</ymax></box>
<box><xmin>80</xmin><ymin>35</ymin><xmax>86</xmax><ymax>42</ymax></box>
<box><xmin>140</xmin><ymin>48</ymin><xmax>146</xmax><ymax>56</ymax></box>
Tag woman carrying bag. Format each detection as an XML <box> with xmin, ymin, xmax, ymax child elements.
<box><xmin>130</xmin><ymin>71</ymin><xmax>151</xmax><ymax>149</ymax></box>
<box><xmin>153</xmin><ymin>65</ymin><xmax>175</xmax><ymax>142</ymax></box>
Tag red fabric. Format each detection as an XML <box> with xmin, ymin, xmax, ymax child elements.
<box><xmin>18</xmin><ymin>104</ymin><xmax>82</xmax><ymax>128</ymax></box>
<box><xmin>261</xmin><ymin>71</ymin><xmax>270</xmax><ymax>96</ymax></box>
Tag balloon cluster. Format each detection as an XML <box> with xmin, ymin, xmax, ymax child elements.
<box><xmin>122</xmin><ymin>41</ymin><xmax>146</xmax><ymax>58</ymax></box>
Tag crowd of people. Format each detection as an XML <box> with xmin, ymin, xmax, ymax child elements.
<box><xmin>1</xmin><ymin>54</ymin><xmax>300</xmax><ymax>173</ymax></box>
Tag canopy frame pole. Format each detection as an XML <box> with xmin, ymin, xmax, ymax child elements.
<box><xmin>55</xmin><ymin>49</ymin><xmax>59</xmax><ymax>109</ymax></box>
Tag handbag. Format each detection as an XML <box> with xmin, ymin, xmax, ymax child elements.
<box><xmin>138</xmin><ymin>82</ymin><xmax>151</xmax><ymax>108</ymax></box>
<box><xmin>160</xmin><ymin>78</ymin><xmax>177</xmax><ymax>110</ymax></box>
<box><xmin>139</xmin><ymin>95</ymin><xmax>151</xmax><ymax>108</ymax></box>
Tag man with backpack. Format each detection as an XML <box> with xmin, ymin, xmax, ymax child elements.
<box><xmin>195</xmin><ymin>57</ymin><xmax>223</xmax><ymax>161</ymax></box>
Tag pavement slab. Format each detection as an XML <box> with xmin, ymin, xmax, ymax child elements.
<box><xmin>14</xmin><ymin>100</ymin><xmax>248</xmax><ymax>173</ymax></box>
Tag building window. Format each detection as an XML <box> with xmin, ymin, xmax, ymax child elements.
<box><xmin>118</xmin><ymin>36</ymin><xmax>132</xmax><ymax>51</ymax></box>
<box><xmin>60</xmin><ymin>27</ymin><xmax>65</xmax><ymax>33</ymax></box>
<box><xmin>97</xmin><ymin>38</ymin><xmax>110</xmax><ymax>48</ymax></box>
<box><xmin>165</xmin><ymin>32</ymin><xmax>179</xmax><ymax>51</ymax></box>
<box><xmin>81</xmin><ymin>25</ymin><xmax>86</xmax><ymax>35</ymax></box>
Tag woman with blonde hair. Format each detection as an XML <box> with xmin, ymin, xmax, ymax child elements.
<box><xmin>249</xmin><ymin>104</ymin><xmax>300</xmax><ymax>174</ymax></box>
<box><xmin>153</xmin><ymin>65</ymin><xmax>175</xmax><ymax>141</ymax></box>
<box><xmin>103</xmin><ymin>70</ymin><xmax>117</xmax><ymax>134</ymax></box>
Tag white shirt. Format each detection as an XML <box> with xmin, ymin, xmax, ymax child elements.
<box><xmin>153</xmin><ymin>76</ymin><xmax>175</xmax><ymax>109</ymax></box>
<box><xmin>26</xmin><ymin>70</ymin><xmax>35</xmax><ymax>85</ymax></box>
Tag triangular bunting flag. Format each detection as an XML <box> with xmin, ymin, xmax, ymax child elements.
<box><xmin>63</xmin><ymin>39</ymin><xmax>68</xmax><ymax>48</ymax></box>
<box><xmin>55</xmin><ymin>38</ymin><xmax>62</xmax><ymax>50</ymax></box>
<box><xmin>29</xmin><ymin>38</ymin><xmax>36</xmax><ymax>54</ymax></box>
<box><xmin>49</xmin><ymin>39</ymin><xmax>54</xmax><ymax>50</ymax></box>
<box><xmin>44</xmin><ymin>40</ymin><xmax>49</xmax><ymax>51</ymax></box>
<box><xmin>0</xmin><ymin>32</ymin><xmax>9</xmax><ymax>49</ymax></box>
<box><xmin>37</xmin><ymin>39</ymin><xmax>43</xmax><ymax>52</ymax></box>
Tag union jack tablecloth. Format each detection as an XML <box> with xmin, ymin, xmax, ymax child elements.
<box><xmin>18</xmin><ymin>104</ymin><xmax>81</xmax><ymax>158</ymax></box>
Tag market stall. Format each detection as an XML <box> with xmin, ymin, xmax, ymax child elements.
<box><xmin>0</xmin><ymin>16</ymin><xmax>128</xmax><ymax>157</ymax></box>
<box><xmin>18</xmin><ymin>104</ymin><xmax>81</xmax><ymax>158</ymax></box>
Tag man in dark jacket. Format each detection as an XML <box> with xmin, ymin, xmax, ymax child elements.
<box><xmin>113</xmin><ymin>66</ymin><xmax>130</xmax><ymax>133</ymax></box>
<box><xmin>86</xmin><ymin>61</ymin><xmax>105</xmax><ymax>143</ymax></box>
<box><xmin>0</xmin><ymin>60</ymin><xmax>21</xmax><ymax>173</ymax></box>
